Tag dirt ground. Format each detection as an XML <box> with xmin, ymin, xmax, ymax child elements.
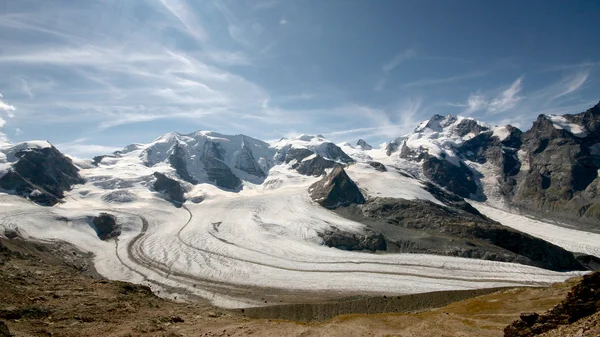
<box><xmin>0</xmin><ymin>237</ymin><xmax>582</xmax><ymax>337</ymax></box>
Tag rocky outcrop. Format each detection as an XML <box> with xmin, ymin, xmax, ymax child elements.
<box><xmin>92</xmin><ymin>213</ymin><xmax>120</xmax><ymax>240</ymax></box>
<box><xmin>504</xmin><ymin>271</ymin><xmax>600</xmax><ymax>337</ymax></box>
<box><xmin>367</xmin><ymin>161</ymin><xmax>387</xmax><ymax>172</ymax></box>
<box><xmin>309</xmin><ymin>166</ymin><xmax>365</xmax><ymax>209</ymax></box>
<box><xmin>319</xmin><ymin>227</ymin><xmax>386</xmax><ymax>252</ymax></box>
<box><xmin>356</xmin><ymin>139</ymin><xmax>373</xmax><ymax>150</ymax></box>
<box><xmin>153</xmin><ymin>172</ymin><xmax>186</xmax><ymax>205</ymax></box>
<box><xmin>0</xmin><ymin>145</ymin><xmax>85</xmax><ymax>206</ymax></box>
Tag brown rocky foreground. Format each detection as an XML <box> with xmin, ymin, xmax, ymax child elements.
<box><xmin>0</xmin><ymin>237</ymin><xmax>596</xmax><ymax>337</ymax></box>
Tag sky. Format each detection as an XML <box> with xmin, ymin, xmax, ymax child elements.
<box><xmin>0</xmin><ymin>0</ymin><xmax>599</xmax><ymax>157</ymax></box>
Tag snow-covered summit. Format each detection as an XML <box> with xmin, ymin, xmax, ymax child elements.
<box><xmin>388</xmin><ymin>114</ymin><xmax>491</xmax><ymax>161</ymax></box>
<box><xmin>93</xmin><ymin>131</ymin><xmax>275</xmax><ymax>190</ymax></box>
<box><xmin>274</xmin><ymin>134</ymin><xmax>353</xmax><ymax>164</ymax></box>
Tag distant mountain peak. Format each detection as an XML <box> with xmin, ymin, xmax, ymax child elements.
<box><xmin>356</xmin><ymin>139</ymin><xmax>373</xmax><ymax>150</ymax></box>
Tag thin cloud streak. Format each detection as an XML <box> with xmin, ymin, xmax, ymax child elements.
<box><xmin>382</xmin><ymin>49</ymin><xmax>417</xmax><ymax>72</ymax></box>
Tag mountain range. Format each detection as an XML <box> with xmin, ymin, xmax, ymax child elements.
<box><xmin>0</xmin><ymin>101</ymin><xmax>599</xmax><ymax>307</ymax></box>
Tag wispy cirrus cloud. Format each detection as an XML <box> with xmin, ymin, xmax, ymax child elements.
<box><xmin>382</xmin><ymin>49</ymin><xmax>417</xmax><ymax>72</ymax></box>
<box><xmin>551</xmin><ymin>69</ymin><xmax>590</xmax><ymax>101</ymax></box>
<box><xmin>402</xmin><ymin>71</ymin><xmax>488</xmax><ymax>88</ymax></box>
<box><xmin>159</xmin><ymin>0</ymin><xmax>209</xmax><ymax>43</ymax></box>
<box><xmin>452</xmin><ymin>76</ymin><xmax>524</xmax><ymax>115</ymax></box>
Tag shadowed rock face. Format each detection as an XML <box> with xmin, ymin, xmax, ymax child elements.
<box><xmin>201</xmin><ymin>142</ymin><xmax>241</xmax><ymax>190</ymax></box>
<box><xmin>153</xmin><ymin>172</ymin><xmax>186</xmax><ymax>205</ymax></box>
<box><xmin>309</xmin><ymin>166</ymin><xmax>365</xmax><ymax>209</ymax></box>
<box><xmin>422</xmin><ymin>155</ymin><xmax>478</xmax><ymax>199</ymax></box>
<box><xmin>0</xmin><ymin>146</ymin><xmax>85</xmax><ymax>206</ymax></box>
<box><xmin>92</xmin><ymin>213</ymin><xmax>121</xmax><ymax>240</ymax></box>
<box><xmin>235</xmin><ymin>142</ymin><xmax>266</xmax><ymax>178</ymax></box>
<box><xmin>169</xmin><ymin>144</ymin><xmax>198</xmax><ymax>184</ymax></box>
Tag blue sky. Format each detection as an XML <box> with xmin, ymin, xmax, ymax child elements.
<box><xmin>0</xmin><ymin>0</ymin><xmax>598</xmax><ymax>157</ymax></box>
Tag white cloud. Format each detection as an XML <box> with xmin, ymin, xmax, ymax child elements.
<box><xmin>0</xmin><ymin>93</ymin><xmax>16</xmax><ymax>142</ymax></box>
<box><xmin>457</xmin><ymin>76</ymin><xmax>524</xmax><ymax>115</ymax></box>
<box><xmin>552</xmin><ymin>69</ymin><xmax>589</xmax><ymax>101</ymax></box>
<box><xmin>159</xmin><ymin>0</ymin><xmax>208</xmax><ymax>43</ymax></box>
<box><xmin>0</xmin><ymin>94</ymin><xmax>16</xmax><ymax>113</ymax></box>
<box><xmin>280</xmin><ymin>19</ymin><xmax>288</xmax><ymax>25</ymax></box>
<box><xmin>15</xmin><ymin>128</ymin><xmax>23</xmax><ymax>136</ymax></box>
<box><xmin>382</xmin><ymin>49</ymin><xmax>417</xmax><ymax>72</ymax></box>
<box><xmin>488</xmin><ymin>76</ymin><xmax>523</xmax><ymax>112</ymax></box>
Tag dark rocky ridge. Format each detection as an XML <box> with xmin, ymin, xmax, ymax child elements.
<box><xmin>338</xmin><ymin>197</ymin><xmax>583</xmax><ymax>271</ymax></box>
<box><xmin>504</xmin><ymin>271</ymin><xmax>600</xmax><ymax>337</ymax></box>
<box><xmin>0</xmin><ymin>145</ymin><xmax>85</xmax><ymax>206</ymax></box>
<box><xmin>153</xmin><ymin>172</ymin><xmax>186</xmax><ymax>206</ymax></box>
<box><xmin>309</xmin><ymin>166</ymin><xmax>365</xmax><ymax>209</ymax></box>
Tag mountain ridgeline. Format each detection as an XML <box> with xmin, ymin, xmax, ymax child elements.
<box><xmin>385</xmin><ymin>102</ymin><xmax>600</xmax><ymax>227</ymax></box>
<box><xmin>0</xmin><ymin>102</ymin><xmax>599</xmax><ymax>272</ymax></box>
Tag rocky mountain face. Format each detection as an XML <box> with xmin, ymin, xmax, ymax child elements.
<box><xmin>140</xmin><ymin>132</ymin><xmax>273</xmax><ymax>190</ymax></box>
<box><xmin>153</xmin><ymin>172</ymin><xmax>186</xmax><ymax>205</ymax></box>
<box><xmin>274</xmin><ymin>135</ymin><xmax>355</xmax><ymax>176</ymax></box>
<box><xmin>511</xmin><ymin>104</ymin><xmax>600</xmax><ymax>225</ymax></box>
<box><xmin>386</xmin><ymin>102</ymin><xmax>600</xmax><ymax>227</ymax></box>
<box><xmin>0</xmin><ymin>143</ymin><xmax>85</xmax><ymax>205</ymax></box>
